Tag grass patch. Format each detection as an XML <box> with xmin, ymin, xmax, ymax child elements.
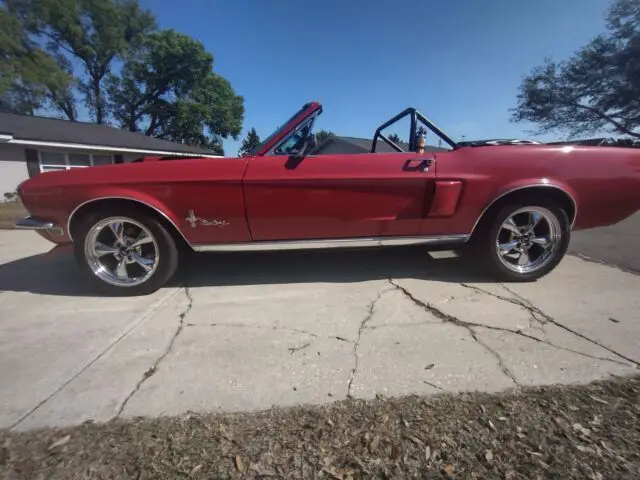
<box><xmin>2</xmin><ymin>376</ymin><xmax>639</xmax><ymax>479</ymax></box>
<box><xmin>0</xmin><ymin>202</ymin><xmax>27</xmax><ymax>229</ymax></box>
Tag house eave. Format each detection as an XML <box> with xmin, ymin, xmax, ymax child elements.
<box><xmin>6</xmin><ymin>138</ymin><xmax>221</xmax><ymax>157</ymax></box>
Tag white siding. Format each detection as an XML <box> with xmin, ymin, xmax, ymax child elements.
<box><xmin>0</xmin><ymin>161</ymin><xmax>29</xmax><ymax>200</ymax></box>
<box><xmin>0</xmin><ymin>144</ymin><xmax>202</xmax><ymax>199</ymax></box>
<box><xmin>0</xmin><ymin>144</ymin><xmax>121</xmax><ymax>198</ymax></box>
<box><xmin>0</xmin><ymin>144</ymin><xmax>30</xmax><ymax>200</ymax></box>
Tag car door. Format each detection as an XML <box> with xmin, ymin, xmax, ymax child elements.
<box><xmin>243</xmin><ymin>151</ymin><xmax>437</xmax><ymax>241</ymax></box>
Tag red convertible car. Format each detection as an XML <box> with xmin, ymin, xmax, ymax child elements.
<box><xmin>15</xmin><ymin>101</ymin><xmax>640</xmax><ymax>295</ymax></box>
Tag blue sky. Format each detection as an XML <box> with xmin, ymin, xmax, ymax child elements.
<box><xmin>139</xmin><ymin>0</ymin><xmax>610</xmax><ymax>155</ymax></box>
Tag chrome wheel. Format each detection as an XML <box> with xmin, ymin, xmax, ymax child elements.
<box><xmin>495</xmin><ymin>207</ymin><xmax>561</xmax><ymax>274</ymax></box>
<box><xmin>84</xmin><ymin>217</ymin><xmax>159</xmax><ymax>287</ymax></box>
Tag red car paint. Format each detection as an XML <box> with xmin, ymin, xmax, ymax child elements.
<box><xmin>243</xmin><ymin>151</ymin><xmax>436</xmax><ymax>240</ymax></box>
<box><xmin>17</xmin><ymin>102</ymin><xmax>640</xmax><ymax>250</ymax></box>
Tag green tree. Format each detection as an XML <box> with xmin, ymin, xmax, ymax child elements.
<box><xmin>208</xmin><ymin>138</ymin><xmax>224</xmax><ymax>156</ymax></box>
<box><xmin>388</xmin><ymin>133</ymin><xmax>403</xmax><ymax>144</ymax></box>
<box><xmin>6</xmin><ymin>0</ymin><xmax>156</xmax><ymax>123</ymax></box>
<box><xmin>316</xmin><ymin>130</ymin><xmax>335</xmax><ymax>144</ymax></box>
<box><xmin>107</xmin><ymin>29</ymin><xmax>243</xmax><ymax>148</ymax></box>
<box><xmin>238</xmin><ymin>128</ymin><xmax>260</xmax><ymax>156</ymax></box>
<box><xmin>0</xmin><ymin>6</ymin><xmax>73</xmax><ymax>116</ymax></box>
<box><xmin>512</xmin><ymin>0</ymin><xmax>640</xmax><ymax>139</ymax></box>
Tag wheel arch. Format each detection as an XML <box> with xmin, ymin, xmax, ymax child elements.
<box><xmin>67</xmin><ymin>197</ymin><xmax>192</xmax><ymax>251</ymax></box>
<box><xmin>469</xmin><ymin>184</ymin><xmax>577</xmax><ymax>239</ymax></box>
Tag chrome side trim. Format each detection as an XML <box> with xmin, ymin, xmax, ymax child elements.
<box><xmin>66</xmin><ymin>196</ymin><xmax>192</xmax><ymax>247</ymax></box>
<box><xmin>469</xmin><ymin>184</ymin><xmax>578</xmax><ymax>237</ymax></box>
<box><xmin>15</xmin><ymin>217</ymin><xmax>56</xmax><ymax>230</ymax></box>
<box><xmin>192</xmin><ymin>234</ymin><xmax>469</xmax><ymax>252</ymax></box>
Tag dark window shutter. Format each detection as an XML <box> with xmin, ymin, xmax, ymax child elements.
<box><xmin>114</xmin><ymin>154</ymin><xmax>124</xmax><ymax>164</ymax></box>
<box><xmin>25</xmin><ymin>149</ymin><xmax>40</xmax><ymax>177</ymax></box>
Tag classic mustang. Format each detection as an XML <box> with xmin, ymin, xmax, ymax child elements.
<box><xmin>15</xmin><ymin>101</ymin><xmax>640</xmax><ymax>294</ymax></box>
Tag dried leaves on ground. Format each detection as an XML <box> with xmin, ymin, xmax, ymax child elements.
<box><xmin>1</xmin><ymin>376</ymin><xmax>639</xmax><ymax>479</ymax></box>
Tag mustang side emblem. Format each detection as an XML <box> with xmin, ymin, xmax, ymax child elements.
<box><xmin>185</xmin><ymin>210</ymin><xmax>230</xmax><ymax>228</ymax></box>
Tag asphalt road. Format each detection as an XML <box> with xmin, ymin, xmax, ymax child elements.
<box><xmin>570</xmin><ymin>213</ymin><xmax>640</xmax><ymax>273</ymax></box>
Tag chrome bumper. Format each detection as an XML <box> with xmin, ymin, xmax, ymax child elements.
<box><xmin>14</xmin><ymin>217</ymin><xmax>63</xmax><ymax>235</ymax></box>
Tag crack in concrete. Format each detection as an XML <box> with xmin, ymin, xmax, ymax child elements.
<box><xmin>461</xmin><ymin>283</ymin><xmax>548</xmax><ymax>329</ymax></box>
<box><xmin>346</xmin><ymin>288</ymin><xmax>389</xmax><ymax>398</ymax></box>
<box><xmin>366</xmin><ymin>320</ymin><xmax>442</xmax><ymax>331</ymax></box>
<box><xmin>288</xmin><ymin>342</ymin><xmax>311</xmax><ymax>354</ymax></box>
<box><xmin>8</xmin><ymin>287</ymin><xmax>183</xmax><ymax>431</ymax></box>
<box><xmin>115</xmin><ymin>286</ymin><xmax>193</xmax><ymax>419</ymax></box>
<box><xmin>569</xmin><ymin>252</ymin><xmax>639</xmax><ymax>276</ymax></box>
<box><xmin>462</xmin><ymin>283</ymin><xmax>640</xmax><ymax>368</ymax></box>
<box><xmin>390</xmin><ymin>281</ymin><xmax>634</xmax><ymax>369</ymax></box>
<box><xmin>469</xmin><ymin>328</ymin><xmax>520</xmax><ymax>385</ymax></box>
<box><xmin>387</xmin><ymin>280</ymin><xmax>520</xmax><ymax>386</ymax></box>
<box><xmin>185</xmin><ymin>322</ymin><xmax>353</xmax><ymax>345</ymax></box>
<box><xmin>368</xmin><ymin>316</ymin><xmax>631</xmax><ymax>368</ymax></box>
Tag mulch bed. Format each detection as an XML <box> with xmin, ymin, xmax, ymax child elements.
<box><xmin>2</xmin><ymin>376</ymin><xmax>639</xmax><ymax>479</ymax></box>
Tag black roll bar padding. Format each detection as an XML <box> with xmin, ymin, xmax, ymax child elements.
<box><xmin>377</xmin><ymin>132</ymin><xmax>404</xmax><ymax>152</ymax></box>
<box><xmin>371</xmin><ymin>107</ymin><xmax>458</xmax><ymax>153</ymax></box>
<box><xmin>409</xmin><ymin>111</ymin><xmax>417</xmax><ymax>153</ymax></box>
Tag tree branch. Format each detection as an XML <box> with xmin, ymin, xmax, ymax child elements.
<box><xmin>572</xmin><ymin>101</ymin><xmax>640</xmax><ymax>138</ymax></box>
<box><xmin>36</xmin><ymin>29</ymin><xmax>81</xmax><ymax>63</ymax></box>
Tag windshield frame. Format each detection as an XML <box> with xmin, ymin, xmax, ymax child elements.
<box><xmin>252</xmin><ymin>101</ymin><xmax>322</xmax><ymax>156</ymax></box>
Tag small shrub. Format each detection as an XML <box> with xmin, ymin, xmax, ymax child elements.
<box><xmin>3</xmin><ymin>192</ymin><xmax>20</xmax><ymax>203</ymax></box>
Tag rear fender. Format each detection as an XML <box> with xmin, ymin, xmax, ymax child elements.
<box><xmin>470</xmin><ymin>179</ymin><xmax>579</xmax><ymax>235</ymax></box>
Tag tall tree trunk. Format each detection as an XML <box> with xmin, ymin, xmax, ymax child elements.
<box><xmin>61</xmin><ymin>102</ymin><xmax>76</xmax><ymax>122</ymax></box>
<box><xmin>47</xmin><ymin>85</ymin><xmax>77</xmax><ymax>122</ymax></box>
<box><xmin>145</xmin><ymin>112</ymin><xmax>158</xmax><ymax>136</ymax></box>
<box><xmin>93</xmin><ymin>75</ymin><xmax>104</xmax><ymax>124</ymax></box>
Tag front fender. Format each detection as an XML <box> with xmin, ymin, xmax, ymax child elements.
<box><xmin>65</xmin><ymin>187</ymin><xmax>186</xmax><ymax>244</ymax></box>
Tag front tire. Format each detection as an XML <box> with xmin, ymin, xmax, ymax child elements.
<box><xmin>73</xmin><ymin>209</ymin><xmax>179</xmax><ymax>295</ymax></box>
<box><xmin>475</xmin><ymin>201</ymin><xmax>570</xmax><ymax>282</ymax></box>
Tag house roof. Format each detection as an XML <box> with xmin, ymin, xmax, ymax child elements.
<box><xmin>321</xmin><ymin>135</ymin><xmax>450</xmax><ymax>153</ymax></box>
<box><xmin>0</xmin><ymin>112</ymin><xmax>217</xmax><ymax>156</ymax></box>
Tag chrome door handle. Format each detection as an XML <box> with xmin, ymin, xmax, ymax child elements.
<box><xmin>403</xmin><ymin>158</ymin><xmax>432</xmax><ymax>172</ymax></box>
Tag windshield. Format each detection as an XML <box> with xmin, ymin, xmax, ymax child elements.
<box><xmin>252</xmin><ymin>103</ymin><xmax>314</xmax><ymax>155</ymax></box>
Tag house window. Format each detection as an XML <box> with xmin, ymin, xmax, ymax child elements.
<box><xmin>68</xmin><ymin>153</ymin><xmax>91</xmax><ymax>168</ymax></box>
<box><xmin>39</xmin><ymin>151</ymin><xmax>67</xmax><ymax>172</ymax></box>
<box><xmin>92</xmin><ymin>154</ymin><xmax>113</xmax><ymax>166</ymax></box>
<box><xmin>38</xmin><ymin>151</ymin><xmax>114</xmax><ymax>173</ymax></box>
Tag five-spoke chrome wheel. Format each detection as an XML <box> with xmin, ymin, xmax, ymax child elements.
<box><xmin>495</xmin><ymin>206</ymin><xmax>561</xmax><ymax>274</ymax></box>
<box><xmin>84</xmin><ymin>217</ymin><xmax>159</xmax><ymax>287</ymax></box>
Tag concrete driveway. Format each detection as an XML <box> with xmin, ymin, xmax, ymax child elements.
<box><xmin>1</xmin><ymin>230</ymin><xmax>639</xmax><ymax>431</ymax></box>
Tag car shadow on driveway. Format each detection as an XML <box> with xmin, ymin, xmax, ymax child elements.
<box><xmin>0</xmin><ymin>246</ymin><xmax>496</xmax><ymax>297</ymax></box>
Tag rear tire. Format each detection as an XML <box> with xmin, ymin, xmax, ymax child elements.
<box><xmin>73</xmin><ymin>209</ymin><xmax>179</xmax><ymax>295</ymax></box>
<box><xmin>472</xmin><ymin>200</ymin><xmax>570</xmax><ymax>282</ymax></box>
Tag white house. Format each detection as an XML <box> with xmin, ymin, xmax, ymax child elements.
<box><xmin>0</xmin><ymin>112</ymin><xmax>219</xmax><ymax>200</ymax></box>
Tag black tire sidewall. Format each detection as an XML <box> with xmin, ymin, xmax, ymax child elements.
<box><xmin>483</xmin><ymin>201</ymin><xmax>571</xmax><ymax>282</ymax></box>
<box><xmin>73</xmin><ymin>209</ymin><xmax>179</xmax><ymax>295</ymax></box>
